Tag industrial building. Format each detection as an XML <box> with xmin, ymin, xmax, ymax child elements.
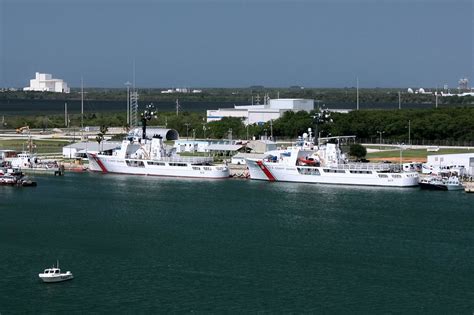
<box><xmin>62</xmin><ymin>142</ymin><xmax>121</xmax><ymax>159</ymax></box>
<box><xmin>23</xmin><ymin>72</ymin><xmax>70</xmax><ymax>93</ymax></box>
<box><xmin>207</xmin><ymin>98</ymin><xmax>314</xmax><ymax>125</ymax></box>
<box><xmin>422</xmin><ymin>153</ymin><xmax>474</xmax><ymax>176</ymax></box>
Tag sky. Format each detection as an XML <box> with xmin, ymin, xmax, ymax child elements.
<box><xmin>0</xmin><ymin>0</ymin><xmax>472</xmax><ymax>88</ymax></box>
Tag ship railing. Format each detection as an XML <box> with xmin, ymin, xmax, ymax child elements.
<box><xmin>328</xmin><ymin>162</ymin><xmax>398</xmax><ymax>172</ymax></box>
<box><xmin>153</xmin><ymin>156</ymin><xmax>214</xmax><ymax>164</ymax></box>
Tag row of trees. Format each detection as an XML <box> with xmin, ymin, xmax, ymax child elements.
<box><xmin>3</xmin><ymin>107</ymin><xmax>474</xmax><ymax>144</ymax></box>
<box><xmin>2</xmin><ymin>88</ymin><xmax>473</xmax><ymax>107</ymax></box>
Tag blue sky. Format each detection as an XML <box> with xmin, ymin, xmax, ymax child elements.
<box><xmin>0</xmin><ymin>0</ymin><xmax>472</xmax><ymax>88</ymax></box>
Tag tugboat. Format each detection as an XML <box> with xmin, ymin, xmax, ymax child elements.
<box><xmin>38</xmin><ymin>261</ymin><xmax>74</xmax><ymax>283</ymax></box>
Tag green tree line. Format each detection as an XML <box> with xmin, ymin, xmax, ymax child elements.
<box><xmin>3</xmin><ymin>107</ymin><xmax>473</xmax><ymax>145</ymax></box>
<box><xmin>2</xmin><ymin>88</ymin><xmax>473</xmax><ymax>106</ymax></box>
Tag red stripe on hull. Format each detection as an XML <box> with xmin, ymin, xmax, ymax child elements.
<box><xmin>256</xmin><ymin>160</ymin><xmax>275</xmax><ymax>181</ymax></box>
<box><xmin>91</xmin><ymin>154</ymin><xmax>108</xmax><ymax>173</ymax></box>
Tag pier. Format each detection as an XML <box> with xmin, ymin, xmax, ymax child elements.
<box><xmin>464</xmin><ymin>181</ymin><xmax>474</xmax><ymax>193</ymax></box>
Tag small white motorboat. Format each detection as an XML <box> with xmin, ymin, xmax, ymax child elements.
<box><xmin>38</xmin><ymin>261</ymin><xmax>74</xmax><ymax>283</ymax></box>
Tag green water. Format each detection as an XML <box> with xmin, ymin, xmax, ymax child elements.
<box><xmin>0</xmin><ymin>173</ymin><xmax>473</xmax><ymax>312</ymax></box>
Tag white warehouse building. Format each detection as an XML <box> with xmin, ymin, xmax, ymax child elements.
<box><xmin>207</xmin><ymin>98</ymin><xmax>314</xmax><ymax>125</ymax></box>
<box><xmin>24</xmin><ymin>72</ymin><xmax>70</xmax><ymax>93</ymax></box>
<box><xmin>422</xmin><ymin>153</ymin><xmax>474</xmax><ymax>176</ymax></box>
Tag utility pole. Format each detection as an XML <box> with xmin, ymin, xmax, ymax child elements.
<box><xmin>80</xmin><ymin>77</ymin><xmax>84</xmax><ymax>131</ymax></box>
<box><xmin>408</xmin><ymin>120</ymin><xmax>411</xmax><ymax>146</ymax></box>
<box><xmin>398</xmin><ymin>91</ymin><xmax>401</xmax><ymax>110</ymax></box>
<box><xmin>356</xmin><ymin>77</ymin><xmax>359</xmax><ymax>110</ymax></box>
<box><xmin>377</xmin><ymin>130</ymin><xmax>385</xmax><ymax>150</ymax></box>
<box><xmin>399</xmin><ymin>143</ymin><xmax>404</xmax><ymax>167</ymax></box>
<box><xmin>79</xmin><ymin>77</ymin><xmax>87</xmax><ymax>141</ymax></box>
<box><xmin>64</xmin><ymin>102</ymin><xmax>68</xmax><ymax>127</ymax></box>
<box><xmin>270</xmin><ymin>119</ymin><xmax>273</xmax><ymax>140</ymax></box>
<box><xmin>192</xmin><ymin>129</ymin><xmax>196</xmax><ymax>153</ymax></box>
<box><xmin>435</xmin><ymin>93</ymin><xmax>439</xmax><ymax>108</ymax></box>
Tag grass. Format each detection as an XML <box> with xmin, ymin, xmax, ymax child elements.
<box><xmin>366</xmin><ymin>148</ymin><xmax>473</xmax><ymax>161</ymax></box>
<box><xmin>0</xmin><ymin>139</ymin><xmax>70</xmax><ymax>154</ymax></box>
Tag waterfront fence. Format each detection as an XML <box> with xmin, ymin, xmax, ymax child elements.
<box><xmin>359</xmin><ymin>138</ymin><xmax>474</xmax><ymax>147</ymax></box>
<box><xmin>271</xmin><ymin>136</ymin><xmax>474</xmax><ymax>147</ymax></box>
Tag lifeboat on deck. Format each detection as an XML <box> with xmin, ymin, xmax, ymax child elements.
<box><xmin>297</xmin><ymin>157</ymin><xmax>318</xmax><ymax>166</ymax></box>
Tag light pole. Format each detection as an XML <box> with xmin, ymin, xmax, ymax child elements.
<box><xmin>376</xmin><ymin>130</ymin><xmax>385</xmax><ymax>150</ymax></box>
<box><xmin>399</xmin><ymin>143</ymin><xmax>405</xmax><ymax>169</ymax></box>
<box><xmin>408</xmin><ymin>120</ymin><xmax>411</xmax><ymax>147</ymax></box>
<box><xmin>185</xmin><ymin>123</ymin><xmax>190</xmax><ymax>140</ymax></box>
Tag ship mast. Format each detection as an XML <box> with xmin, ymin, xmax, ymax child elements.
<box><xmin>141</xmin><ymin>103</ymin><xmax>156</xmax><ymax>140</ymax></box>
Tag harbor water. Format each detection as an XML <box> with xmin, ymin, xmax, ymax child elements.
<box><xmin>0</xmin><ymin>173</ymin><xmax>473</xmax><ymax>312</ymax></box>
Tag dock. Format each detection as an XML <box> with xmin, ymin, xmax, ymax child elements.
<box><xmin>464</xmin><ymin>181</ymin><xmax>474</xmax><ymax>193</ymax></box>
<box><xmin>20</xmin><ymin>165</ymin><xmax>64</xmax><ymax>176</ymax></box>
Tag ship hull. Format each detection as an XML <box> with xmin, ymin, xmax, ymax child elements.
<box><xmin>246</xmin><ymin>159</ymin><xmax>419</xmax><ymax>187</ymax></box>
<box><xmin>419</xmin><ymin>182</ymin><xmax>463</xmax><ymax>191</ymax></box>
<box><xmin>87</xmin><ymin>153</ymin><xmax>230</xmax><ymax>179</ymax></box>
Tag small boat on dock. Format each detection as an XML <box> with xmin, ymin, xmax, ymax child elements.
<box><xmin>38</xmin><ymin>261</ymin><xmax>74</xmax><ymax>283</ymax></box>
<box><xmin>419</xmin><ymin>176</ymin><xmax>464</xmax><ymax>191</ymax></box>
<box><xmin>7</xmin><ymin>152</ymin><xmax>64</xmax><ymax>176</ymax></box>
<box><xmin>0</xmin><ymin>169</ymin><xmax>37</xmax><ymax>187</ymax></box>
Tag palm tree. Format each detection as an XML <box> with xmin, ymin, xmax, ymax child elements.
<box><xmin>96</xmin><ymin>125</ymin><xmax>108</xmax><ymax>152</ymax></box>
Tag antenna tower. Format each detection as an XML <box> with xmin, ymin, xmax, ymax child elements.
<box><xmin>130</xmin><ymin>59</ymin><xmax>139</xmax><ymax>128</ymax></box>
<box><xmin>130</xmin><ymin>91</ymin><xmax>139</xmax><ymax>128</ymax></box>
<box><xmin>176</xmin><ymin>99</ymin><xmax>181</xmax><ymax>116</ymax></box>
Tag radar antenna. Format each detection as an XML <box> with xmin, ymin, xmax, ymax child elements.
<box><xmin>141</xmin><ymin>103</ymin><xmax>157</xmax><ymax>140</ymax></box>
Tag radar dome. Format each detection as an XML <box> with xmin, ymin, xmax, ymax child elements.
<box><xmin>407</xmin><ymin>88</ymin><xmax>414</xmax><ymax>94</ymax></box>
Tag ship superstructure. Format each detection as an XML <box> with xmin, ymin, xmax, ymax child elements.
<box><xmin>87</xmin><ymin>104</ymin><xmax>229</xmax><ymax>179</ymax></box>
